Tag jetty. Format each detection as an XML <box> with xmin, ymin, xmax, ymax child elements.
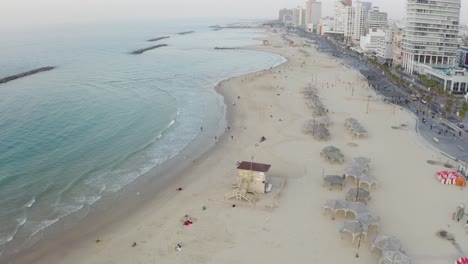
<box><xmin>147</xmin><ymin>36</ymin><xmax>170</xmax><ymax>42</ymax></box>
<box><xmin>130</xmin><ymin>44</ymin><xmax>168</xmax><ymax>55</ymax></box>
<box><xmin>0</xmin><ymin>66</ymin><xmax>55</xmax><ymax>84</ymax></box>
<box><xmin>178</xmin><ymin>31</ymin><xmax>195</xmax><ymax>35</ymax></box>
<box><xmin>214</xmin><ymin>47</ymin><xmax>239</xmax><ymax>50</ymax></box>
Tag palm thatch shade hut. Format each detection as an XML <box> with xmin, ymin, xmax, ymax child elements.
<box><xmin>322</xmin><ymin>175</ymin><xmax>345</xmax><ymax>190</ymax></box>
<box><xmin>340</xmin><ymin>220</ymin><xmax>368</xmax><ymax>244</ymax></box>
<box><xmin>379</xmin><ymin>251</ymin><xmax>411</xmax><ymax>264</ymax></box>
<box><xmin>346</xmin><ymin>188</ymin><xmax>371</xmax><ymax>203</ymax></box>
<box><xmin>371</xmin><ymin>235</ymin><xmax>401</xmax><ymax>253</ymax></box>
<box><xmin>345</xmin><ymin>118</ymin><xmax>368</xmax><ymax>137</ymax></box>
<box><xmin>321</xmin><ymin>146</ymin><xmax>344</xmax><ymax>164</ymax></box>
<box><xmin>323</xmin><ymin>200</ymin><xmax>369</xmax><ymax>218</ymax></box>
<box><xmin>313</xmin><ymin>106</ymin><xmax>327</xmax><ymax>117</ymax></box>
<box><xmin>356</xmin><ymin>212</ymin><xmax>380</xmax><ymax>230</ymax></box>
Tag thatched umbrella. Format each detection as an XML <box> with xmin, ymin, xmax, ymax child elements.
<box><xmin>345</xmin><ymin>202</ymin><xmax>369</xmax><ymax>218</ymax></box>
<box><xmin>356</xmin><ymin>212</ymin><xmax>380</xmax><ymax>230</ymax></box>
<box><xmin>358</xmin><ymin>174</ymin><xmax>378</xmax><ymax>191</ymax></box>
<box><xmin>322</xmin><ymin>175</ymin><xmax>345</xmax><ymax>190</ymax></box>
<box><xmin>344</xmin><ymin>166</ymin><xmax>366</xmax><ymax>182</ymax></box>
<box><xmin>321</xmin><ymin>146</ymin><xmax>340</xmax><ymax>155</ymax></box>
<box><xmin>313</xmin><ymin>107</ymin><xmax>327</xmax><ymax>117</ymax></box>
<box><xmin>313</xmin><ymin>126</ymin><xmax>330</xmax><ymax>140</ymax></box>
<box><xmin>353</xmin><ymin>157</ymin><xmax>371</xmax><ymax>168</ymax></box>
<box><xmin>346</xmin><ymin>188</ymin><xmax>371</xmax><ymax>203</ymax></box>
<box><xmin>327</xmin><ymin>151</ymin><xmax>344</xmax><ymax>164</ymax></box>
<box><xmin>314</xmin><ymin>116</ymin><xmax>331</xmax><ymax>127</ymax></box>
<box><xmin>379</xmin><ymin>250</ymin><xmax>411</xmax><ymax>264</ymax></box>
<box><xmin>323</xmin><ymin>199</ymin><xmax>348</xmax><ymax>217</ymax></box>
<box><xmin>371</xmin><ymin>235</ymin><xmax>401</xmax><ymax>253</ymax></box>
<box><xmin>341</xmin><ymin>220</ymin><xmax>368</xmax><ymax>244</ymax></box>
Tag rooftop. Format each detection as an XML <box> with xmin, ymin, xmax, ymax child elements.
<box><xmin>237</xmin><ymin>161</ymin><xmax>271</xmax><ymax>172</ymax></box>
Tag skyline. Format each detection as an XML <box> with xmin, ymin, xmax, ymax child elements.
<box><xmin>1</xmin><ymin>0</ymin><xmax>468</xmax><ymax>30</ymax></box>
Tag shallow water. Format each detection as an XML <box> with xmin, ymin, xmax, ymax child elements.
<box><xmin>0</xmin><ymin>19</ymin><xmax>285</xmax><ymax>256</ymax></box>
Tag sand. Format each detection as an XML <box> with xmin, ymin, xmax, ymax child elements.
<box><xmin>14</xmin><ymin>31</ymin><xmax>468</xmax><ymax>264</ymax></box>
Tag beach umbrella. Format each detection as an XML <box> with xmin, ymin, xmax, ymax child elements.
<box><xmin>322</xmin><ymin>175</ymin><xmax>345</xmax><ymax>190</ymax></box>
<box><xmin>379</xmin><ymin>251</ymin><xmax>411</xmax><ymax>264</ymax></box>
<box><xmin>353</xmin><ymin>157</ymin><xmax>371</xmax><ymax>167</ymax></box>
<box><xmin>372</xmin><ymin>235</ymin><xmax>401</xmax><ymax>252</ymax></box>
<box><xmin>346</xmin><ymin>202</ymin><xmax>369</xmax><ymax>217</ymax></box>
<box><xmin>341</xmin><ymin>220</ymin><xmax>368</xmax><ymax>244</ymax></box>
<box><xmin>346</xmin><ymin>188</ymin><xmax>371</xmax><ymax>203</ymax></box>
<box><xmin>455</xmin><ymin>257</ymin><xmax>468</xmax><ymax>264</ymax></box>
<box><xmin>356</xmin><ymin>212</ymin><xmax>380</xmax><ymax>230</ymax></box>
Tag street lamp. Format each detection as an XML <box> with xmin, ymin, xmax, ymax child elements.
<box><xmin>366</xmin><ymin>95</ymin><xmax>371</xmax><ymax>114</ymax></box>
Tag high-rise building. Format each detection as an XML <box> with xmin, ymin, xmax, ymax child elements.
<box><xmin>361</xmin><ymin>1</ymin><xmax>372</xmax><ymax>13</ymax></box>
<box><xmin>334</xmin><ymin>0</ymin><xmax>352</xmax><ymax>33</ymax></box>
<box><xmin>278</xmin><ymin>8</ymin><xmax>293</xmax><ymax>23</ymax></box>
<box><xmin>376</xmin><ymin>27</ymin><xmax>395</xmax><ymax>65</ymax></box>
<box><xmin>344</xmin><ymin>1</ymin><xmax>366</xmax><ymax>41</ymax></box>
<box><xmin>401</xmin><ymin>0</ymin><xmax>461</xmax><ymax>74</ymax></box>
<box><xmin>310</xmin><ymin>2</ymin><xmax>322</xmax><ymax>26</ymax></box>
<box><xmin>306</xmin><ymin>0</ymin><xmax>315</xmax><ymax>25</ymax></box>
<box><xmin>367</xmin><ymin>7</ymin><xmax>388</xmax><ymax>32</ymax></box>
<box><xmin>293</xmin><ymin>6</ymin><xmax>305</xmax><ymax>26</ymax></box>
<box><xmin>392</xmin><ymin>24</ymin><xmax>405</xmax><ymax>68</ymax></box>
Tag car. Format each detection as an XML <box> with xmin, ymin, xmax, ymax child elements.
<box><xmin>459</xmin><ymin>123</ymin><xmax>466</xmax><ymax>129</ymax></box>
<box><xmin>421</xmin><ymin>99</ymin><xmax>427</xmax><ymax>104</ymax></box>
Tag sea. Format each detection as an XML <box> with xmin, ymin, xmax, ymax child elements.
<box><xmin>0</xmin><ymin>19</ymin><xmax>286</xmax><ymax>259</ymax></box>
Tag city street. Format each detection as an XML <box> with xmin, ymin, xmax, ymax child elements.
<box><xmin>295</xmin><ymin>29</ymin><xmax>468</xmax><ymax>163</ymax></box>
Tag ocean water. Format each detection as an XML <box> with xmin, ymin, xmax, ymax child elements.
<box><xmin>0</xmin><ymin>19</ymin><xmax>285</xmax><ymax>258</ymax></box>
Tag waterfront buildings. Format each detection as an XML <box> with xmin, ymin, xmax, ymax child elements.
<box><xmin>367</xmin><ymin>7</ymin><xmax>388</xmax><ymax>32</ymax></box>
<box><xmin>344</xmin><ymin>1</ymin><xmax>367</xmax><ymax>42</ymax></box>
<box><xmin>376</xmin><ymin>27</ymin><xmax>395</xmax><ymax>65</ymax></box>
<box><xmin>334</xmin><ymin>0</ymin><xmax>352</xmax><ymax>33</ymax></box>
<box><xmin>318</xmin><ymin>17</ymin><xmax>335</xmax><ymax>36</ymax></box>
<box><xmin>401</xmin><ymin>0</ymin><xmax>461</xmax><ymax>74</ymax></box>
<box><xmin>392</xmin><ymin>24</ymin><xmax>405</xmax><ymax>68</ymax></box>
<box><xmin>278</xmin><ymin>8</ymin><xmax>293</xmax><ymax>23</ymax></box>
<box><xmin>420</xmin><ymin>65</ymin><xmax>468</xmax><ymax>94</ymax></box>
<box><xmin>459</xmin><ymin>46</ymin><xmax>468</xmax><ymax>69</ymax></box>
<box><xmin>360</xmin><ymin>29</ymin><xmax>385</xmax><ymax>53</ymax></box>
<box><xmin>305</xmin><ymin>0</ymin><xmax>322</xmax><ymax>31</ymax></box>
<box><xmin>293</xmin><ymin>6</ymin><xmax>306</xmax><ymax>26</ymax></box>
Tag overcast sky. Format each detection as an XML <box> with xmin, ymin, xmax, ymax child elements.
<box><xmin>1</xmin><ymin>0</ymin><xmax>467</xmax><ymax>30</ymax></box>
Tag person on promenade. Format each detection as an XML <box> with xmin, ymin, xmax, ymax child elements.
<box><xmin>455</xmin><ymin>204</ymin><xmax>465</xmax><ymax>222</ymax></box>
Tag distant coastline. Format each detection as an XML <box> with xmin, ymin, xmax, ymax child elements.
<box><xmin>147</xmin><ymin>36</ymin><xmax>170</xmax><ymax>42</ymax></box>
<box><xmin>0</xmin><ymin>67</ymin><xmax>55</xmax><ymax>84</ymax></box>
<box><xmin>130</xmin><ymin>44</ymin><xmax>168</xmax><ymax>54</ymax></box>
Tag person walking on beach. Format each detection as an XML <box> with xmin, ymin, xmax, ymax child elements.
<box><xmin>455</xmin><ymin>204</ymin><xmax>465</xmax><ymax>222</ymax></box>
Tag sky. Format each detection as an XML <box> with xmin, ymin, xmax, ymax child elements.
<box><xmin>1</xmin><ymin>0</ymin><xmax>467</xmax><ymax>30</ymax></box>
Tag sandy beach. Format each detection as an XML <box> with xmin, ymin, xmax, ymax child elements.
<box><xmin>14</xmin><ymin>30</ymin><xmax>468</xmax><ymax>264</ymax></box>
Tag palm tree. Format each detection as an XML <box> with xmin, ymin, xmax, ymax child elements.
<box><xmin>445</xmin><ymin>95</ymin><xmax>453</xmax><ymax>121</ymax></box>
<box><xmin>425</xmin><ymin>94</ymin><xmax>432</xmax><ymax>116</ymax></box>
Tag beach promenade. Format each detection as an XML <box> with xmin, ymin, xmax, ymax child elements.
<box><xmin>15</xmin><ymin>30</ymin><xmax>468</xmax><ymax>264</ymax></box>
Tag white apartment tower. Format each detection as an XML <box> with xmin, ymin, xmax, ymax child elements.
<box><xmin>334</xmin><ymin>0</ymin><xmax>352</xmax><ymax>33</ymax></box>
<box><xmin>293</xmin><ymin>6</ymin><xmax>306</xmax><ymax>26</ymax></box>
<box><xmin>368</xmin><ymin>7</ymin><xmax>388</xmax><ymax>32</ymax></box>
<box><xmin>344</xmin><ymin>1</ymin><xmax>366</xmax><ymax>41</ymax></box>
<box><xmin>401</xmin><ymin>0</ymin><xmax>461</xmax><ymax>74</ymax></box>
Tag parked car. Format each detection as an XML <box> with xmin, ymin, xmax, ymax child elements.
<box><xmin>421</xmin><ymin>99</ymin><xmax>427</xmax><ymax>104</ymax></box>
<box><xmin>459</xmin><ymin>123</ymin><xmax>466</xmax><ymax>129</ymax></box>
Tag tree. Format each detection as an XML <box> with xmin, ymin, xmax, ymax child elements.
<box><xmin>445</xmin><ymin>96</ymin><xmax>453</xmax><ymax>121</ymax></box>
<box><xmin>425</xmin><ymin>94</ymin><xmax>432</xmax><ymax>115</ymax></box>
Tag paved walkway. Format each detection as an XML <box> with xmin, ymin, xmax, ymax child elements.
<box><xmin>300</xmin><ymin>32</ymin><xmax>468</xmax><ymax>165</ymax></box>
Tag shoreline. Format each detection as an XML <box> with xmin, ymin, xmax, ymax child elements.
<box><xmin>10</xmin><ymin>29</ymin><xmax>468</xmax><ymax>264</ymax></box>
<box><xmin>6</xmin><ymin>32</ymin><xmax>287</xmax><ymax>264</ymax></box>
